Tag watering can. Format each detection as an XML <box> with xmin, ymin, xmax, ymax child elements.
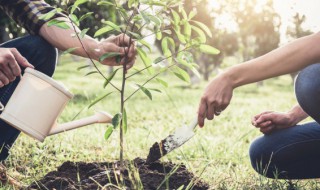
<box><xmin>0</xmin><ymin>68</ymin><xmax>113</xmax><ymax>142</ymax></box>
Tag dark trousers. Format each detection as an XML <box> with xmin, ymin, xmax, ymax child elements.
<box><xmin>250</xmin><ymin>63</ymin><xmax>320</xmax><ymax>179</ymax></box>
<box><xmin>0</xmin><ymin>35</ymin><xmax>57</xmax><ymax>161</ymax></box>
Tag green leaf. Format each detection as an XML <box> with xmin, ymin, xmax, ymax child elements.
<box><xmin>136</xmin><ymin>84</ymin><xmax>152</xmax><ymax>100</ymax></box>
<box><xmin>188</xmin><ymin>10</ymin><xmax>197</xmax><ymax>20</ymax></box>
<box><xmin>172</xmin><ymin>66</ymin><xmax>190</xmax><ymax>83</ymax></box>
<box><xmin>190</xmin><ymin>20</ymin><xmax>212</xmax><ymax>38</ymax></box>
<box><xmin>71</xmin><ymin>0</ymin><xmax>88</xmax><ymax>13</ymax></box>
<box><xmin>123</xmin><ymin>108</ymin><xmax>127</xmax><ymax>134</ymax></box>
<box><xmin>69</xmin><ymin>14</ymin><xmax>79</xmax><ymax>26</ymax></box>
<box><xmin>40</xmin><ymin>9</ymin><xmax>56</xmax><ymax>20</ymax></box>
<box><xmin>177</xmin><ymin>185</ymin><xmax>184</xmax><ymax>190</ymax></box>
<box><xmin>128</xmin><ymin>0</ymin><xmax>135</xmax><ymax>8</ymax></box>
<box><xmin>97</xmin><ymin>1</ymin><xmax>115</xmax><ymax>6</ymax></box>
<box><xmin>156</xmin><ymin>30</ymin><xmax>162</xmax><ymax>40</ymax></box>
<box><xmin>112</xmin><ymin>113</ymin><xmax>122</xmax><ymax>128</ymax></box>
<box><xmin>103</xmin><ymin>68</ymin><xmax>120</xmax><ymax>88</ymax></box>
<box><xmin>161</xmin><ymin>37</ymin><xmax>168</xmax><ymax>54</ymax></box>
<box><xmin>148</xmin><ymin>15</ymin><xmax>162</xmax><ymax>26</ymax></box>
<box><xmin>146</xmin><ymin>1</ymin><xmax>166</xmax><ymax>6</ymax></box>
<box><xmin>102</xmin><ymin>21</ymin><xmax>121</xmax><ymax>31</ymax></box>
<box><xmin>149</xmin><ymin>88</ymin><xmax>162</xmax><ymax>93</ymax></box>
<box><xmin>127</xmin><ymin>31</ymin><xmax>141</xmax><ymax>39</ymax></box>
<box><xmin>181</xmin><ymin>9</ymin><xmax>188</xmax><ymax>20</ymax></box>
<box><xmin>47</xmin><ymin>19</ymin><xmax>70</xmax><ymax>29</ymax></box>
<box><xmin>80</xmin><ymin>28</ymin><xmax>89</xmax><ymax>38</ymax></box>
<box><xmin>79</xmin><ymin>12</ymin><xmax>93</xmax><ymax>22</ymax></box>
<box><xmin>77</xmin><ymin>64</ymin><xmax>90</xmax><ymax>71</ymax></box>
<box><xmin>62</xmin><ymin>47</ymin><xmax>78</xmax><ymax>55</ymax></box>
<box><xmin>174</xmin><ymin>29</ymin><xmax>186</xmax><ymax>44</ymax></box>
<box><xmin>88</xmin><ymin>92</ymin><xmax>114</xmax><ymax>109</ymax></box>
<box><xmin>99</xmin><ymin>52</ymin><xmax>122</xmax><ymax>62</ymax></box>
<box><xmin>191</xmin><ymin>25</ymin><xmax>206</xmax><ymax>43</ymax></box>
<box><xmin>137</xmin><ymin>47</ymin><xmax>153</xmax><ymax>73</ymax></box>
<box><xmin>85</xmin><ymin>71</ymin><xmax>98</xmax><ymax>76</ymax></box>
<box><xmin>184</xmin><ymin>22</ymin><xmax>192</xmax><ymax>38</ymax></box>
<box><xmin>171</xmin><ymin>9</ymin><xmax>180</xmax><ymax>25</ymax></box>
<box><xmin>138</xmin><ymin>39</ymin><xmax>152</xmax><ymax>52</ymax></box>
<box><xmin>153</xmin><ymin>56</ymin><xmax>164</xmax><ymax>64</ymax></box>
<box><xmin>94</xmin><ymin>26</ymin><xmax>113</xmax><ymax>37</ymax></box>
<box><xmin>156</xmin><ymin>78</ymin><xmax>168</xmax><ymax>88</ymax></box>
<box><xmin>104</xmin><ymin>126</ymin><xmax>114</xmax><ymax>140</ymax></box>
<box><xmin>190</xmin><ymin>66</ymin><xmax>201</xmax><ymax>78</ymax></box>
<box><xmin>199</xmin><ymin>44</ymin><xmax>220</xmax><ymax>55</ymax></box>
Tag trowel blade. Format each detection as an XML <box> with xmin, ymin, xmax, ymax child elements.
<box><xmin>146</xmin><ymin>123</ymin><xmax>196</xmax><ymax>163</ymax></box>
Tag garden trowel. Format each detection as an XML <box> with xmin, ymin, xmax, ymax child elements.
<box><xmin>146</xmin><ymin>117</ymin><xmax>198</xmax><ymax>163</ymax></box>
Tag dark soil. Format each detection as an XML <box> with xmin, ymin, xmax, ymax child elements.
<box><xmin>146</xmin><ymin>141</ymin><xmax>167</xmax><ymax>163</ymax></box>
<box><xmin>28</xmin><ymin>158</ymin><xmax>210</xmax><ymax>190</ymax></box>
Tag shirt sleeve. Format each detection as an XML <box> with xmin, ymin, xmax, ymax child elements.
<box><xmin>0</xmin><ymin>0</ymin><xmax>66</xmax><ymax>35</ymax></box>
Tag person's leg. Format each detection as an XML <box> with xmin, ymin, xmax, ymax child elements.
<box><xmin>295</xmin><ymin>63</ymin><xmax>320</xmax><ymax>123</ymax></box>
<box><xmin>249</xmin><ymin>63</ymin><xmax>320</xmax><ymax>179</ymax></box>
<box><xmin>0</xmin><ymin>35</ymin><xmax>57</xmax><ymax>161</ymax></box>
<box><xmin>249</xmin><ymin>122</ymin><xmax>320</xmax><ymax>179</ymax></box>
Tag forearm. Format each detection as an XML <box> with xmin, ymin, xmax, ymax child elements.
<box><xmin>39</xmin><ymin>17</ymin><xmax>100</xmax><ymax>61</ymax></box>
<box><xmin>225</xmin><ymin>32</ymin><xmax>320</xmax><ymax>88</ymax></box>
<box><xmin>287</xmin><ymin>105</ymin><xmax>309</xmax><ymax>125</ymax></box>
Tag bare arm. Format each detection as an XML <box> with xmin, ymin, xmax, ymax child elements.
<box><xmin>227</xmin><ymin>33</ymin><xmax>320</xmax><ymax>87</ymax></box>
<box><xmin>198</xmin><ymin>32</ymin><xmax>320</xmax><ymax>127</ymax></box>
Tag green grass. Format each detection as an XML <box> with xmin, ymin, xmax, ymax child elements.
<box><xmin>1</xmin><ymin>55</ymin><xmax>320</xmax><ymax>189</ymax></box>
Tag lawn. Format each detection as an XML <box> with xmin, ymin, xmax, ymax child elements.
<box><xmin>2</xmin><ymin>55</ymin><xmax>319</xmax><ymax>189</ymax></box>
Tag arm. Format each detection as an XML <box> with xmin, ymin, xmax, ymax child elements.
<box><xmin>227</xmin><ymin>33</ymin><xmax>320</xmax><ymax>87</ymax></box>
<box><xmin>252</xmin><ymin>105</ymin><xmax>309</xmax><ymax>134</ymax></box>
<box><xmin>198</xmin><ymin>33</ymin><xmax>320</xmax><ymax>127</ymax></box>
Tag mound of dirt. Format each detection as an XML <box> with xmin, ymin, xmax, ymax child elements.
<box><xmin>28</xmin><ymin>158</ymin><xmax>209</xmax><ymax>190</ymax></box>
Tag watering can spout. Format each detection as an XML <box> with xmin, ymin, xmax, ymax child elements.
<box><xmin>48</xmin><ymin>111</ymin><xmax>113</xmax><ymax>136</ymax></box>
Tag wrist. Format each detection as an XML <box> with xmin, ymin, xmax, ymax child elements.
<box><xmin>223</xmin><ymin>67</ymin><xmax>242</xmax><ymax>88</ymax></box>
<box><xmin>287</xmin><ymin>107</ymin><xmax>307</xmax><ymax>125</ymax></box>
<box><xmin>82</xmin><ymin>38</ymin><xmax>100</xmax><ymax>61</ymax></box>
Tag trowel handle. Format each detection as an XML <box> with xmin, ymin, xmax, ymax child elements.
<box><xmin>188</xmin><ymin>117</ymin><xmax>198</xmax><ymax>130</ymax></box>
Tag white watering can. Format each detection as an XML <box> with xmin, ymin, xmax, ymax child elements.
<box><xmin>0</xmin><ymin>68</ymin><xmax>113</xmax><ymax>142</ymax></box>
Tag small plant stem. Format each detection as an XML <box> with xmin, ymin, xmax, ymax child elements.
<box><xmin>119</xmin><ymin>5</ymin><xmax>138</xmax><ymax>166</ymax></box>
<box><xmin>124</xmin><ymin>63</ymin><xmax>177</xmax><ymax>103</ymax></box>
<box><xmin>68</xmin><ymin>17</ymin><xmax>121</xmax><ymax>92</ymax></box>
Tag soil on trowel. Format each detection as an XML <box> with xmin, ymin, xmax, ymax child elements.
<box><xmin>28</xmin><ymin>158</ymin><xmax>210</xmax><ymax>190</ymax></box>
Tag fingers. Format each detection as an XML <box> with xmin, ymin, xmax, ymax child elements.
<box><xmin>0</xmin><ymin>48</ymin><xmax>34</xmax><ymax>87</ymax></box>
<box><xmin>198</xmin><ymin>98</ymin><xmax>207</xmax><ymax>128</ymax></box>
<box><xmin>117</xmin><ymin>34</ymin><xmax>131</xmax><ymax>46</ymax></box>
<box><xmin>260</xmin><ymin>124</ymin><xmax>275</xmax><ymax>135</ymax></box>
<box><xmin>10</xmin><ymin>48</ymin><xmax>34</xmax><ymax>69</ymax></box>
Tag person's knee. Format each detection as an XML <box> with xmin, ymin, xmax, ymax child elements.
<box><xmin>249</xmin><ymin>137</ymin><xmax>276</xmax><ymax>178</ymax></box>
<box><xmin>295</xmin><ymin>63</ymin><xmax>320</xmax><ymax>122</ymax></box>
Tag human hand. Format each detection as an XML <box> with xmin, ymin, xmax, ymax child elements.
<box><xmin>0</xmin><ymin>48</ymin><xmax>34</xmax><ymax>87</ymax></box>
<box><xmin>198</xmin><ymin>73</ymin><xmax>234</xmax><ymax>127</ymax></box>
<box><xmin>95</xmin><ymin>34</ymin><xmax>136</xmax><ymax>70</ymax></box>
<box><xmin>252</xmin><ymin>111</ymin><xmax>296</xmax><ymax>134</ymax></box>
